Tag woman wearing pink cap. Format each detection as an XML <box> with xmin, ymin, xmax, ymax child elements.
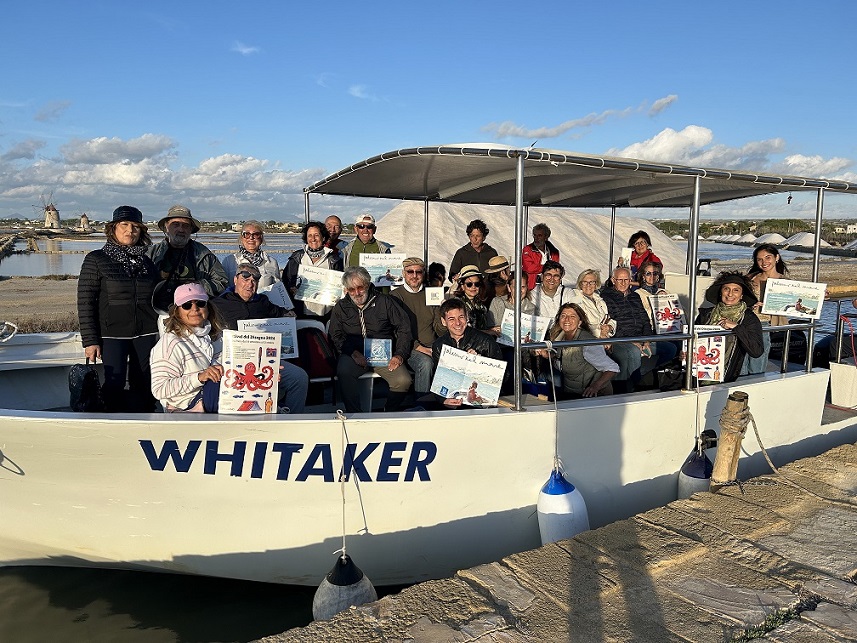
<box><xmin>150</xmin><ymin>283</ymin><xmax>224</xmax><ymax>412</ymax></box>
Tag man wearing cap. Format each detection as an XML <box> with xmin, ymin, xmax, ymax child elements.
<box><xmin>328</xmin><ymin>266</ymin><xmax>412</xmax><ymax>412</ymax></box>
<box><xmin>342</xmin><ymin>214</ymin><xmax>391</xmax><ymax>268</ymax></box>
<box><xmin>522</xmin><ymin>223</ymin><xmax>560</xmax><ymax>290</ymax></box>
<box><xmin>390</xmin><ymin>257</ymin><xmax>445</xmax><ymax>395</ymax></box>
<box><xmin>148</xmin><ymin>204</ymin><xmax>229</xmax><ymax>311</ymax></box>
<box><xmin>209</xmin><ymin>262</ymin><xmax>308</xmax><ymax>413</ymax></box>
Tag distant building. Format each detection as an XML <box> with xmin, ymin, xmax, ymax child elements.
<box><xmin>834</xmin><ymin>226</ymin><xmax>846</xmax><ymax>234</ymax></box>
<box><xmin>847</xmin><ymin>224</ymin><xmax>857</xmax><ymax>234</ymax></box>
<box><xmin>79</xmin><ymin>213</ymin><xmax>92</xmax><ymax>232</ymax></box>
<box><xmin>44</xmin><ymin>204</ymin><xmax>61</xmax><ymax>229</ymax></box>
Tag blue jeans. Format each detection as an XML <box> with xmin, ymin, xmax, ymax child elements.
<box><xmin>278</xmin><ymin>360</ymin><xmax>309</xmax><ymax>413</ymax></box>
<box><xmin>741</xmin><ymin>322</ymin><xmax>771</xmax><ymax>375</ymax></box>
<box><xmin>407</xmin><ymin>348</ymin><xmax>434</xmax><ymax>394</ymax></box>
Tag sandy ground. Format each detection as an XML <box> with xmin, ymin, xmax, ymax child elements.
<box><xmin>3</xmin><ymin>257</ymin><xmax>857</xmax><ymax>332</ymax></box>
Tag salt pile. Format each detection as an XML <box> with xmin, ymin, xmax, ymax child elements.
<box><xmin>784</xmin><ymin>232</ymin><xmax>831</xmax><ymax>247</ymax></box>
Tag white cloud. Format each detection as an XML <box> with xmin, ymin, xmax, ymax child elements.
<box><xmin>61</xmin><ymin>133</ymin><xmax>175</xmax><ymax>164</ymax></box>
<box><xmin>34</xmin><ymin>100</ymin><xmax>72</xmax><ymax>122</ymax></box>
<box><xmin>1</xmin><ymin>139</ymin><xmax>46</xmax><ymax>161</ymax></box>
<box><xmin>649</xmin><ymin>94</ymin><xmax>677</xmax><ymax>116</ymax></box>
<box><xmin>348</xmin><ymin>85</ymin><xmax>377</xmax><ymax>101</ymax></box>
<box><xmin>231</xmin><ymin>41</ymin><xmax>260</xmax><ymax>55</ymax></box>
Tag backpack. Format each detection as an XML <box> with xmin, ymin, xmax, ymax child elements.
<box><xmin>69</xmin><ymin>360</ymin><xmax>105</xmax><ymax>412</ymax></box>
<box><xmin>294</xmin><ymin>326</ymin><xmax>337</xmax><ymax>380</ymax></box>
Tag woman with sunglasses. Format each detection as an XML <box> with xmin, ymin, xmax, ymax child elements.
<box><xmin>78</xmin><ymin>206</ymin><xmax>160</xmax><ymax>412</ymax></box>
<box><xmin>222</xmin><ymin>220</ymin><xmax>281</xmax><ymax>288</ymax></box>
<box><xmin>283</xmin><ymin>220</ymin><xmax>344</xmax><ymax>322</ymax></box>
<box><xmin>633</xmin><ymin>260</ymin><xmax>666</xmax><ymax>323</ymax></box>
<box><xmin>449</xmin><ymin>265</ymin><xmax>494</xmax><ymax>332</ymax></box>
<box><xmin>150</xmin><ymin>283</ymin><xmax>224</xmax><ymax>412</ymax></box>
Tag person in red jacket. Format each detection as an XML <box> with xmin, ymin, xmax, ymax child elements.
<box><xmin>521</xmin><ymin>223</ymin><xmax>560</xmax><ymax>290</ymax></box>
<box><xmin>626</xmin><ymin>230</ymin><xmax>662</xmax><ymax>284</ymax></box>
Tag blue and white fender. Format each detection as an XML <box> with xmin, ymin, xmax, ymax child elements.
<box><xmin>537</xmin><ymin>469</ymin><xmax>590</xmax><ymax>545</ymax></box>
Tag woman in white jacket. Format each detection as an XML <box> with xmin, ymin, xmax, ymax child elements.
<box><xmin>150</xmin><ymin>283</ymin><xmax>224</xmax><ymax>412</ymax></box>
<box><xmin>221</xmin><ymin>220</ymin><xmax>281</xmax><ymax>288</ymax></box>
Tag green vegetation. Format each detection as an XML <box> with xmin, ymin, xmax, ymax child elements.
<box><xmin>654</xmin><ymin>218</ymin><xmax>857</xmax><ymax>245</ymax></box>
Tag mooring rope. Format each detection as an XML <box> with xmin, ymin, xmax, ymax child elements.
<box><xmin>0</xmin><ymin>321</ymin><xmax>17</xmax><ymax>343</ymax></box>
<box><xmin>333</xmin><ymin>409</ymin><xmax>371</xmax><ymax>560</ymax></box>
<box><xmin>542</xmin><ymin>340</ymin><xmax>562</xmax><ymax>473</ymax></box>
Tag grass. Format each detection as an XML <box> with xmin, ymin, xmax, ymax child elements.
<box><xmin>12</xmin><ymin>312</ymin><xmax>80</xmax><ymax>333</ymax></box>
<box><xmin>37</xmin><ymin>274</ymin><xmax>78</xmax><ymax>281</ymax></box>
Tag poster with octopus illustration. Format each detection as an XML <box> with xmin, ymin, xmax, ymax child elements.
<box><xmin>682</xmin><ymin>325</ymin><xmax>725</xmax><ymax>382</ymax></box>
<box><xmin>650</xmin><ymin>294</ymin><xmax>685</xmax><ymax>334</ymax></box>
<box><xmin>218</xmin><ymin>330</ymin><xmax>281</xmax><ymax>413</ymax></box>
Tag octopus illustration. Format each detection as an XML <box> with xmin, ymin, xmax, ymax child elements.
<box><xmin>224</xmin><ymin>362</ymin><xmax>275</xmax><ymax>391</ymax></box>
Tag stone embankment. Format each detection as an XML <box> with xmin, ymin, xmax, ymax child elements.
<box><xmin>264</xmin><ymin>442</ymin><xmax>857</xmax><ymax>642</ymax></box>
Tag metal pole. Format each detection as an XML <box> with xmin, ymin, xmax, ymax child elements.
<box><xmin>835</xmin><ymin>300</ymin><xmax>844</xmax><ymax>363</ymax></box>
<box><xmin>806</xmin><ymin>188</ymin><xmax>825</xmax><ymax>372</ymax></box>
<box><xmin>513</xmin><ymin>153</ymin><xmax>525</xmax><ymax>411</ymax></box>
<box><xmin>608</xmin><ymin>205</ymin><xmax>617</xmax><ymax>276</ymax></box>
<box><xmin>423</xmin><ymin>200</ymin><xmax>430</xmax><ymax>267</ymax></box>
<box><xmin>303</xmin><ymin>192</ymin><xmax>310</xmax><ymax>224</ymax></box>
<box><xmin>684</xmin><ymin>176</ymin><xmax>702</xmax><ymax>391</ymax></box>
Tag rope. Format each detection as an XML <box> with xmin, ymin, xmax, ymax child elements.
<box><xmin>0</xmin><ymin>321</ymin><xmax>17</xmax><ymax>343</ymax></box>
<box><xmin>542</xmin><ymin>340</ymin><xmax>562</xmax><ymax>473</ymax></box>
<box><xmin>332</xmin><ymin>409</ymin><xmax>371</xmax><ymax>560</ymax></box>
<box><xmin>839</xmin><ymin>314</ymin><xmax>856</xmax><ymax>364</ymax></box>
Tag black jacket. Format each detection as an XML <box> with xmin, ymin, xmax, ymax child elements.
<box><xmin>282</xmin><ymin>248</ymin><xmax>344</xmax><ymax>318</ymax></box>
<box><xmin>77</xmin><ymin>248</ymin><xmax>159</xmax><ymax>346</ymax></box>
<box><xmin>210</xmin><ymin>289</ymin><xmax>291</xmax><ymax>330</ymax></box>
<box><xmin>600</xmin><ymin>286</ymin><xmax>653</xmax><ymax>337</ymax></box>
<box><xmin>432</xmin><ymin>326</ymin><xmax>503</xmax><ymax>364</ymax></box>
<box><xmin>695</xmin><ymin>307</ymin><xmax>764</xmax><ymax>383</ymax></box>
<box><xmin>328</xmin><ymin>285</ymin><xmax>412</xmax><ymax>359</ymax></box>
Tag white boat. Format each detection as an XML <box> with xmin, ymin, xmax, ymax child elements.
<box><xmin>3</xmin><ymin>144</ymin><xmax>857</xmax><ymax>587</ymax></box>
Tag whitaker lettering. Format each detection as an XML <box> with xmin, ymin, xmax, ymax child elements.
<box><xmin>139</xmin><ymin>439</ymin><xmax>437</xmax><ymax>482</ymax></box>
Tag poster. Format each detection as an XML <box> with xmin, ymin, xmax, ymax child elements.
<box><xmin>259</xmin><ymin>280</ymin><xmax>294</xmax><ymax>310</ymax></box>
<box><xmin>430</xmin><ymin>344</ymin><xmax>506</xmax><ymax>406</ymax></box>
<box><xmin>425</xmin><ymin>287</ymin><xmax>445</xmax><ymax>306</ymax></box>
<box><xmin>364</xmin><ymin>338</ymin><xmax>392</xmax><ymax>366</ymax></box>
<box><xmin>238</xmin><ymin>316</ymin><xmax>298</xmax><ymax>359</ymax></box>
<box><xmin>294</xmin><ymin>264</ymin><xmax>344</xmax><ymax>306</ymax></box>
<box><xmin>360</xmin><ymin>253</ymin><xmax>406</xmax><ymax>287</ymax></box>
<box><xmin>497</xmin><ymin>309</ymin><xmax>552</xmax><ymax>347</ymax></box>
<box><xmin>218</xmin><ymin>330</ymin><xmax>280</xmax><ymax>413</ymax></box>
<box><xmin>617</xmin><ymin>247</ymin><xmax>632</xmax><ymax>268</ymax></box>
<box><xmin>683</xmin><ymin>324</ymin><xmax>725</xmax><ymax>382</ymax></box>
<box><xmin>761</xmin><ymin>278</ymin><xmax>826</xmax><ymax>320</ymax></box>
<box><xmin>649</xmin><ymin>293</ymin><xmax>685</xmax><ymax>334</ymax></box>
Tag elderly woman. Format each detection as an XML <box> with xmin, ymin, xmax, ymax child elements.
<box><xmin>448</xmin><ymin>219</ymin><xmax>498</xmax><ymax>280</ymax></box>
<box><xmin>448</xmin><ymin>264</ymin><xmax>493</xmax><ymax>331</ymax></box>
<box><xmin>695</xmin><ymin>271</ymin><xmax>764</xmax><ymax>383</ymax></box>
<box><xmin>222</xmin><ymin>220</ymin><xmax>281</xmax><ymax>288</ymax></box>
<box><xmin>283</xmin><ymin>220</ymin><xmax>344</xmax><ymax>322</ymax></box>
<box><xmin>150</xmin><ymin>283</ymin><xmax>224</xmax><ymax>412</ymax></box>
<box><xmin>625</xmin><ymin>230</ymin><xmax>662</xmax><ymax>283</ymax></box>
<box><xmin>568</xmin><ymin>269</ymin><xmax>615</xmax><ymax>340</ymax></box>
<box><xmin>539</xmin><ymin>303</ymin><xmax>619</xmax><ymax>398</ymax></box>
<box><xmin>633</xmin><ymin>260</ymin><xmax>665</xmax><ymax>322</ymax></box>
<box><xmin>77</xmin><ymin>205</ymin><xmax>159</xmax><ymax>412</ymax></box>
<box><xmin>742</xmin><ymin>244</ymin><xmax>789</xmax><ymax>375</ymax></box>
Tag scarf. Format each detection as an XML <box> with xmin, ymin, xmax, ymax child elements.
<box><xmin>708</xmin><ymin>300</ymin><xmax>746</xmax><ymax>367</ymax></box>
<box><xmin>238</xmin><ymin>247</ymin><xmax>264</xmax><ymax>268</ymax></box>
<box><xmin>103</xmin><ymin>241</ymin><xmax>150</xmax><ymax>277</ymax></box>
<box><xmin>305</xmin><ymin>246</ymin><xmax>326</xmax><ymax>262</ymax></box>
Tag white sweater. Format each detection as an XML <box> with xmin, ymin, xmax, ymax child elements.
<box><xmin>150</xmin><ymin>322</ymin><xmax>222</xmax><ymax>410</ymax></box>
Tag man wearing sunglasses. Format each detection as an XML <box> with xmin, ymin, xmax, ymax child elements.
<box><xmin>210</xmin><ymin>263</ymin><xmax>309</xmax><ymax>413</ymax></box>
<box><xmin>390</xmin><ymin>257</ymin><xmax>446</xmax><ymax>395</ymax></box>
<box><xmin>149</xmin><ymin>204</ymin><xmax>228</xmax><ymax>312</ymax></box>
<box><xmin>342</xmin><ymin>213</ymin><xmax>391</xmax><ymax>268</ymax></box>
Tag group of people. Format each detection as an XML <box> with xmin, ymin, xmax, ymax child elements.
<box><xmin>77</xmin><ymin>205</ymin><xmax>777</xmax><ymax>415</ymax></box>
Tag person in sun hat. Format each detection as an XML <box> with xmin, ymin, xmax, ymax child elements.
<box><xmin>448</xmin><ymin>219</ymin><xmax>498</xmax><ymax>282</ymax></box>
<box><xmin>77</xmin><ymin>205</ymin><xmax>160</xmax><ymax>412</ymax></box>
<box><xmin>342</xmin><ymin>213</ymin><xmax>391</xmax><ymax>268</ymax></box>
<box><xmin>148</xmin><ymin>204</ymin><xmax>228</xmax><ymax>311</ymax></box>
<box><xmin>447</xmin><ymin>264</ymin><xmax>494</xmax><ymax>332</ymax></box>
<box><xmin>149</xmin><ymin>282</ymin><xmax>225</xmax><ymax>412</ymax></box>
<box><xmin>390</xmin><ymin>257</ymin><xmax>446</xmax><ymax>394</ymax></box>
<box><xmin>693</xmin><ymin>271</ymin><xmax>763</xmax><ymax>383</ymax></box>
<box><xmin>484</xmin><ymin>255</ymin><xmax>513</xmax><ymax>305</ymax></box>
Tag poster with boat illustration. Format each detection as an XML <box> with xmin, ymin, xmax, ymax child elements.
<box><xmin>360</xmin><ymin>253</ymin><xmax>406</xmax><ymax>287</ymax></box>
<box><xmin>293</xmin><ymin>264</ymin><xmax>344</xmax><ymax>306</ymax></box>
<box><xmin>218</xmin><ymin>330</ymin><xmax>280</xmax><ymax>413</ymax></box>
<box><xmin>682</xmin><ymin>325</ymin><xmax>725</xmax><ymax>382</ymax></box>
<box><xmin>617</xmin><ymin>247</ymin><xmax>632</xmax><ymax>268</ymax></box>
<box><xmin>430</xmin><ymin>344</ymin><xmax>505</xmax><ymax>406</ymax></box>
<box><xmin>258</xmin><ymin>280</ymin><xmax>294</xmax><ymax>310</ymax></box>
<box><xmin>238</xmin><ymin>317</ymin><xmax>298</xmax><ymax>359</ymax></box>
<box><xmin>761</xmin><ymin>278</ymin><xmax>826</xmax><ymax>320</ymax></box>
<box><xmin>650</xmin><ymin>294</ymin><xmax>685</xmax><ymax>334</ymax></box>
<box><xmin>497</xmin><ymin>309</ymin><xmax>552</xmax><ymax>347</ymax></box>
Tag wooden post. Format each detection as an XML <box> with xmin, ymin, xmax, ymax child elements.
<box><xmin>710</xmin><ymin>391</ymin><xmax>750</xmax><ymax>493</ymax></box>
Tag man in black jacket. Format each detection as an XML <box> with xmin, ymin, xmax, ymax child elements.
<box><xmin>210</xmin><ymin>263</ymin><xmax>309</xmax><ymax>413</ymax></box>
<box><xmin>328</xmin><ymin>266</ymin><xmax>412</xmax><ymax>412</ymax></box>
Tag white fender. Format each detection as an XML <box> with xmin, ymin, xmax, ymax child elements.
<box><xmin>537</xmin><ymin>469</ymin><xmax>590</xmax><ymax>545</ymax></box>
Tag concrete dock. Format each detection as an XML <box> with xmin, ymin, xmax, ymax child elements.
<box><xmin>263</xmin><ymin>442</ymin><xmax>857</xmax><ymax>642</ymax></box>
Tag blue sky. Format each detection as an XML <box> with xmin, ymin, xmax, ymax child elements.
<box><xmin>2</xmin><ymin>1</ymin><xmax>856</xmax><ymax>224</ymax></box>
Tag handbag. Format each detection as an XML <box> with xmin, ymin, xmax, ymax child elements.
<box><xmin>69</xmin><ymin>358</ymin><xmax>105</xmax><ymax>412</ymax></box>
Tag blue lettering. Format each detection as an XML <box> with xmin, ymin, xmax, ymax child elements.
<box><xmin>377</xmin><ymin>442</ymin><xmax>407</xmax><ymax>482</ymax></box>
<box><xmin>404</xmin><ymin>441</ymin><xmax>437</xmax><ymax>481</ymax></box>
<box><xmin>296</xmin><ymin>444</ymin><xmax>334</xmax><ymax>482</ymax></box>
<box><xmin>272</xmin><ymin>443</ymin><xmax>303</xmax><ymax>480</ymax></box>
<box><xmin>139</xmin><ymin>439</ymin><xmax>201</xmax><ymax>472</ymax></box>
<box><xmin>250</xmin><ymin>442</ymin><xmax>268</xmax><ymax>479</ymax></box>
<box><xmin>204</xmin><ymin>440</ymin><xmax>246</xmax><ymax>477</ymax></box>
<box><xmin>342</xmin><ymin>442</ymin><xmax>380</xmax><ymax>482</ymax></box>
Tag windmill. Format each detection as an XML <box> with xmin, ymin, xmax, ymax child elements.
<box><xmin>33</xmin><ymin>192</ymin><xmax>61</xmax><ymax>229</ymax></box>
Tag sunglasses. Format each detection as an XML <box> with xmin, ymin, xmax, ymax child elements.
<box><xmin>355</xmin><ymin>224</ymin><xmax>374</xmax><ymax>230</ymax></box>
<box><xmin>643</xmin><ymin>271</ymin><xmax>661</xmax><ymax>277</ymax></box>
<box><xmin>464</xmin><ymin>280</ymin><xmax>482</xmax><ymax>288</ymax></box>
<box><xmin>180</xmin><ymin>300</ymin><xmax>208</xmax><ymax>310</ymax></box>
<box><xmin>237</xmin><ymin>270</ymin><xmax>259</xmax><ymax>280</ymax></box>
<box><xmin>241</xmin><ymin>231</ymin><xmax>262</xmax><ymax>239</ymax></box>
<box><xmin>405</xmin><ymin>269</ymin><xmax>424</xmax><ymax>275</ymax></box>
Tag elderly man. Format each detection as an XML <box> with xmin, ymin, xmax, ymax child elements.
<box><xmin>210</xmin><ymin>262</ymin><xmax>309</xmax><ymax>413</ymax></box>
<box><xmin>148</xmin><ymin>204</ymin><xmax>228</xmax><ymax>311</ymax></box>
<box><xmin>324</xmin><ymin>215</ymin><xmax>348</xmax><ymax>257</ymax></box>
<box><xmin>600</xmin><ymin>266</ymin><xmax>675</xmax><ymax>392</ymax></box>
<box><xmin>522</xmin><ymin>223</ymin><xmax>560</xmax><ymax>290</ymax></box>
<box><xmin>343</xmin><ymin>214</ymin><xmax>391</xmax><ymax>267</ymax></box>
<box><xmin>328</xmin><ymin>266</ymin><xmax>412</xmax><ymax>412</ymax></box>
<box><xmin>390</xmin><ymin>257</ymin><xmax>445</xmax><ymax>394</ymax></box>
